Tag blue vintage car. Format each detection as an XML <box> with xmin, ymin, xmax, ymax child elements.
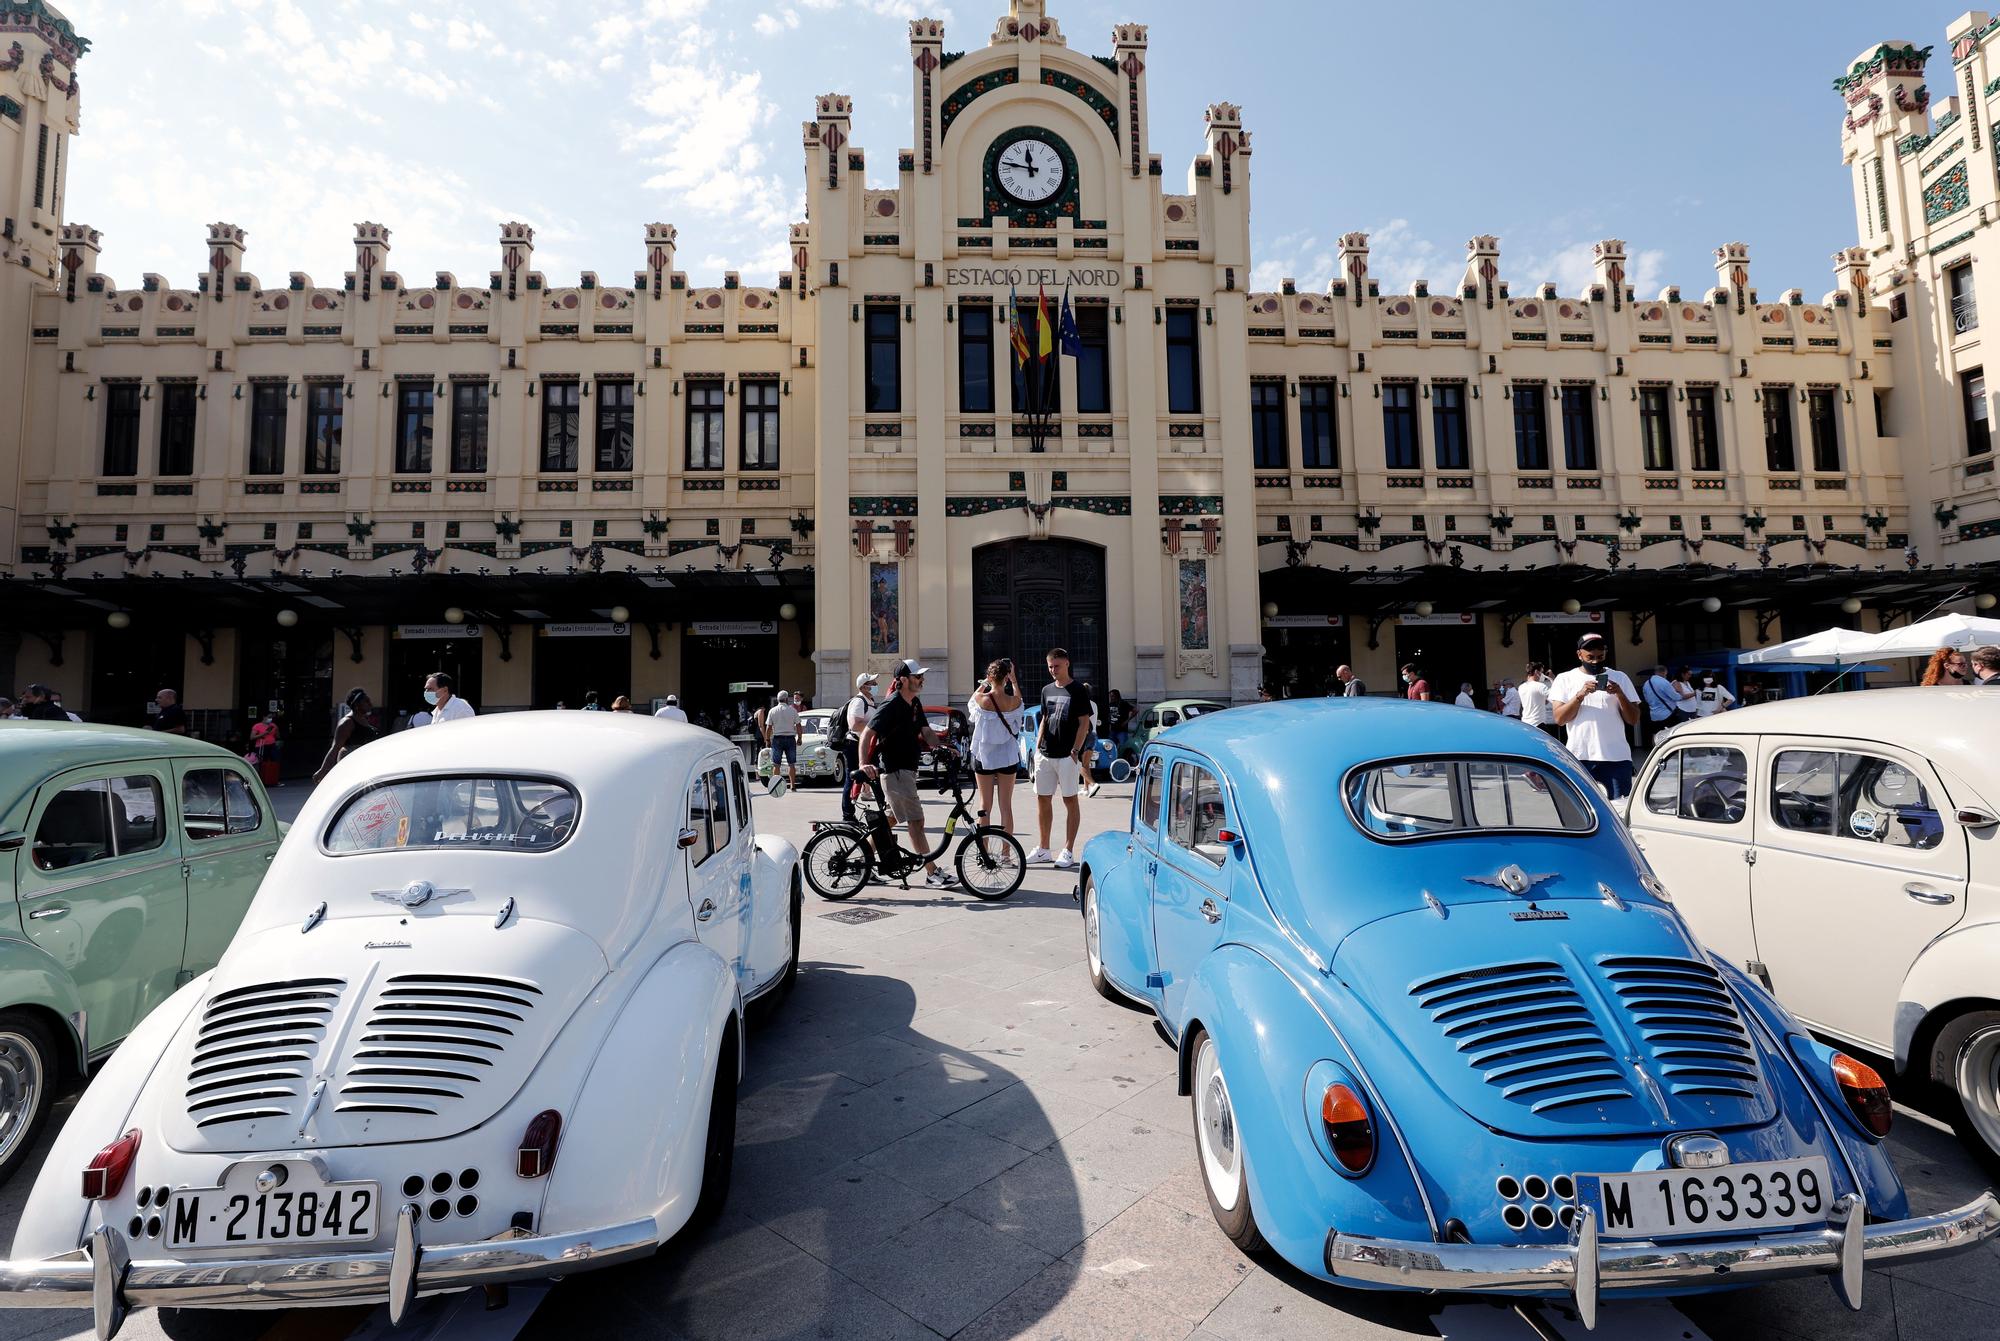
<box><xmin>1075</xmin><ymin>699</ymin><xmax>1999</xmax><ymax>1324</ymax></box>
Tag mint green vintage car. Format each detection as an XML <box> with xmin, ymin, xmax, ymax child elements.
<box><xmin>0</xmin><ymin>723</ymin><xmax>279</xmax><ymax>1180</ymax></box>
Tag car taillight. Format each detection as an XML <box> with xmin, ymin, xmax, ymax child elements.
<box><xmin>1832</xmin><ymin>1053</ymin><xmax>1893</xmax><ymax>1138</ymax></box>
<box><xmin>82</xmin><ymin>1129</ymin><xmax>142</xmax><ymax>1200</ymax></box>
<box><xmin>517</xmin><ymin>1110</ymin><xmax>562</xmax><ymax>1178</ymax></box>
<box><xmin>1320</xmin><ymin>1084</ymin><xmax>1374</xmax><ymax>1173</ymax></box>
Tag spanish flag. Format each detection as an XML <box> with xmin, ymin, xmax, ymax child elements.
<box><xmin>1036</xmin><ymin>285</ymin><xmax>1054</xmax><ymax>361</ymax></box>
<box><xmin>1008</xmin><ymin>285</ymin><xmax>1030</xmax><ymax>365</ymax></box>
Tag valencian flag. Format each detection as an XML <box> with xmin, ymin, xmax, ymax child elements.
<box><xmin>1008</xmin><ymin>284</ymin><xmax>1031</xmax><ymax>366</ymax></box>
<box><xmin>1058</xmin><ymin>286</ymin><xmax>1082</xmax><ymax>357</ymax></box>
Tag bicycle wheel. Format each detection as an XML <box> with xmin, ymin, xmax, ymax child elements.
<box><xmin>802</xmin><ymin>828</ymin><xmax>873</xmax><ymax>901</ymax></box>
<box><xmin>955</xmin><ymin>827</ymin><xmax>1026</xmax><ymax>901</ymax></box>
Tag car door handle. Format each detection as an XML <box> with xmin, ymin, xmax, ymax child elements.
<box><xmin>696</xmin><ymin>898</ymin><xmax>718</xmax><ymax>921</ymax></box>
<box><xmin>1904</xmin><ymin>883</ymin><xmax>1956</xmax><ymax>905</ymax></box>
<box><xmin>27</xmin><ymin>904</ymin><xmax>68</xmax><ymax>921</ymax></box>
<box><xmin>1199</xmin><ymin>898</ymin><xmax>1221</xmax><ymax>924</ymax></box>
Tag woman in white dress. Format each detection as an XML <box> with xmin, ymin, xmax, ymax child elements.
<box><xmin>968</xmin><ymin>658</ymin><xmax>1025</xmax><ymax>837</ymax></box>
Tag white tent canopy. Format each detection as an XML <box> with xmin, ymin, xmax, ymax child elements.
<box><xmin>1738</xmin><ymin>626</ymin><xmax>1884</xmax><ymax>667</ymax></box>
<box><xmin>1863</xmin><ymin>613</ymin><xmax>2000</xmax><ymax>660</ymax></box>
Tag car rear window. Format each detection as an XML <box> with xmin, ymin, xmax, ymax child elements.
<box><xmin>1344</xmin><ymin>757</ymin><xmax>1595</xmax><ymax>841</ymax></box>
<box><xmin>325</xmin><ymin>776</ymin><xmax>578</xmax><ymax>853</ymax></box>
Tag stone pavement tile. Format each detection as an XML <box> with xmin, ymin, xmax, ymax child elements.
<box><xmin>954</xmin><ymin>1147</ymin><xmax>1150</xmax><ymax>1259</ymax></box>
<box><xmin>887</xmin><ymin>1004</ymin><xmax>1007</xmax><ymax>1053</ymax></box>
<box><xmin>735</xmin><ymin>1069</ymin><xmax>865</xmax><ymax>1138</ymax></box>
<box><xmin>1035</xmin><ymin>1047</ymin><xmax>1170</xmax><ymax>1111</ymax></box>
<box><xmin>860</xmin><ymin>1114</ymin><xmax>1037</xmax><ymax>1202</ymax></box>
<box><xmin>1061</xmin><ymin>1198</ymin><xmax>1257</xmax><ymax>1324</ymax></box>
<box><xmin>754</xmin><ymin>1160</ymin><xmax>944</xmax><ymax>1267</ymax></box>
<box><xmin>1049</xmin><ymin>1106</ymin><xmax>1192</xmax><ymax>1194</ymax></box>
<box><xmin>1676</xmin><ymin>1266</ymin><xmax>1898</xmax><ymax>1339</ymax></box>
<box><xmin>819</xmin><ymin>1031</ymin><xmax>939</xmax><ymax>1086</ymax></box>
<box><xmin>873</xmin><ymin>1048</ymin><xmax>1024</xmax><ymax>1118</ymax></box>
<box><xmin>654</xmin><ymin>1245</ymin><xmax>942</xmax><ymax>1340</ymax></box>
<box><xmin>944</xmin><ymin>950</ymin><xmax>1066</xmax><ymax>991</ymax></box>
<box><xmin>1202</xmin><ymin>1262</ymin><xmax>1442</xmax><ymax>1340</ymax></box>
<box><xmin>733</xmin><ymin>1079</ymin><xmax>945</xmax><ymax>1190</ymax></box>
<box><xmin>969</xmin><ymin>1021</ymin><xmax>1108</xmax><ymax>1077</ymax></box>
<box><xmin>1007</xmin><ymin>1001</ymin><xmax>1135</xmax><ymax>1050</ymax></box>
<box><xmin>1891</xmin><ymin>1274</ymin><xmax>2000</xmax><ymax>1341</ymax></box>
<box><xmin>951</xmin><ymin>1075</ymin><xmax>1111</xmax><ymax>1153</ymax></box>
<box><xmin>1115</xmin><ymin>1074</ymin><xmax>1195</xmax><ymax>1130</ymax></box>
<box><xmin>1144</xmin><ymin>1157</ymin><xmax>1214</xmax><ymax>1221</ymax></box>
<box><xmin>1883</xmin><ymin>1238</ymin><xmax>2000</xmax><ymax>1307</ymax></box>
<box><xmin>842</xmin><ymin>1206</ymin><xmax>1058</xmax><ymax>1337</ymax></box>
<box><xmin>955</xmin><ymin>1259</ymin><xmax>1198</xmax><ymax>1341</ymax></box>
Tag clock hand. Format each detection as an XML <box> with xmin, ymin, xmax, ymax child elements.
<box><xmin>1024</xmin><ymin>146</ymin><xmax>1036</xmax><ymax>175</ymax></box>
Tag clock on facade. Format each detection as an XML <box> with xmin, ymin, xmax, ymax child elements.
<box><xmin>993</xmin><ymin>134</ymin><xmax>1066</xmax><ymax>204</ymax></box>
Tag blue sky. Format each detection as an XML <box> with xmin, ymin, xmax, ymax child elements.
<box><xmin>59</xmin><ymin>0</ymin><xmax>1937</xmax><ymax>300</ymax></box>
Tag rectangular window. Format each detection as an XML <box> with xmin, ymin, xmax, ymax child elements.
<box><xmin>1873</xmin><ymin>388</ymin><xmax>1890</xmax><ymax>438</ymax></box>
<box><xmin>1642</xmin><ymin>746</ymin><xmax>1748</xmax><ymax>824</ymax></box>
<box><xmin>158</xmin><ymin>383</ymin><xmax>198</xmax><ymax>476</ymax></box>
<box><xmin>181</xmin><ymin>768</ymin><xmax>264</xmax><ymax>840</ymax></box>
<box><xmin>595</xmin><ymin>380</ymin><xmax>634</xmax><ymax>472</ymax></box>
<box><xmin>304</xmin><ymin>383</ymin><xmax>342</xmax><ymax>475</ymax></box>
<box><xmin>1137</xmin><ymin>758</ymin><xmax>1163</xmax><ymax>831</ymax></box>
<box><xmin>1965</xmin><ymin>369</ymin><xmax>1991</xmax><ymax>457</ymax></box>
<box><xmin>1511</xmin><ymin>384</ymin><xmax>1548</xmax><ymax>471</ymax></box>
<box><xmin>540</xmin><ymin>381</ymin><xmax>579</xmax><ymax>472</ymax></box>
<box><xmin>1250</xmin><ymin>381</ymin><xmax>1287</xmax><ymax>468</ymax></box>
<box><xmin>957</xmin><ymin>303</ymin><xmax>994</xmax><ymax>414</ymax></box>
<box><xmin>1299</xmin><ymin>382</ymin><xmax>1338</xmax><ymax>469</ymax></box>
<box><xmin>686</xmin><ymin>379</ymin><xmax>724</xmax><ymax>470</ymax></box>
<box><xmin>1560</xmin><ymin>385</ymin><xmax>1598</xmax><ymax>470</ymax></box>
<box><xmin>1075</xmin><ymin>303</ymin><xmax>1111</xmax><ymax>413</ymax></box>
<box><xmin>741</xmin><ymin>378</ymin><xmax>780</xmax><ymax>470</ymax></box>
<box><xmin>1639</xmin><ymin>387</ymin><xmax>1674</xmax><ymax>471</ymax></box>
<box><xmin>1763</xmin><ymin>389</ymin><xmax>1797</xmax><ymax>471</ymax></box>
<box><xmin>102</xmin><ymin>384</ymin><xmax>141</xmax><ymax>477</ymax></box>
<box><xmin>865</xmin><ymin>304</ymin><xmax>900</xmax><ymax>413</ymax></box>
<box><xmin>1011</xmin><ymin>342</ymin><xmax>1061</xmax><ymax>414</ymax></box>
<box><xmin>249</xmin><ymin>384</ymin><xmax>288</xmax><ymax>475</ymax></box>
<box><xmin>1382</xmin><ymin>382</ymin><xmax>1420</xmax><ymax>469</ymax></box>
<box><xmin>33</xmin><ymin>125</ymin><xmax>47</xmax><ymax>210</ymax></box>
<box><xmin>1165</xmin><ymin>307</ymin><xmax>1201</xmax><ymax>414</ymax></box>
<box><xmin>1807</xmin><ymin>389</ymin><xmax>1840</xmax><ymax>472</ymax></box>
<box><xmin>1769</xmin><ymin>750</ymin><xmax>1942</xmax><ymax>851</ymax></box>
<box><xmin>1951</xmin><ymin>262</ymin><xmax>1978</xmax><ymax>335</ymax></box>
<box><xmin>394</xmin><ymin>383</ymin><xmax>433</xmax><ymax>474</ymax></box>
<box><xmin>1346</xmin><ymin>758</ymin><xmax>1593</xmax><ymax>840</ymax></box>
<box><xmin>1686</xmin><ymin>387</ymin><xmax>1720</xmax><ymax>472</ymax></box>
<box><xmin>449</xmin><ymin>382</ymin><xmax>488</xmax><ymax>473</ymax></box>
<box><xmin>1432</xmin><ymin>384</ymin><xmax>1468</xmax><ymax>470</ymax></box>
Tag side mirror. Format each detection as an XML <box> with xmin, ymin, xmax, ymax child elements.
<box><xmin>678</xmin><ymin>827</ymin><xmax>701</xmax><ymax>849</ymax></box>
<box><xmin>768</xmin><ymin>777</ymin><xmax>789</xmax><ymax>800</ymax></box>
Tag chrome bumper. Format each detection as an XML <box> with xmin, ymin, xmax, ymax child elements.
<box><xmin>1326</xmin><ymin>1192</ymin><xmax>2000</xmax><ymax>1330</ymax></box>
<box><xmin>0</xmin><ymin>1204</ymin><xmax>656</xmax><ymax>1340</ymax></box>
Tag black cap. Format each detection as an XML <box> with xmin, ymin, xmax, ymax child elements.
<box><xmin>1576</xmin><ymin>632</ymin><xmax>1606</xmax><ymax>650</ymax></box>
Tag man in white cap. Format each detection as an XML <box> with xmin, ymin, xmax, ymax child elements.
<box><xmin>764</xmin><ymin>689</ymin><xmax>801</xmax><ymax>792</ymax></box>
<box><xmin>858</xmin><ymin>661</ymin><xmax>957</xmax><ymax>887</ymax></box>
<box><xmin>835</xmin><ymin>671</ymin><xmax>878</xmax><ymax>824</ymax></box>
<box><xmin>652</xmin><ymin>693</ymin><xmax>687</xmax><ymax>723</ymax></box>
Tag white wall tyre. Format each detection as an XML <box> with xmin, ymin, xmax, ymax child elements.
<box><xmin>0</xmin><ymin>1013</ymin><xmax>56</xmax><ymax>1184</ymax></box>
<box><xmin>1190</xmin><ymin>1029</ymin><xmax>1267</xmax><ymax>1253</ymax></box>
<box><xmin>1081</xmin><ymin>878</ymin><xmax>1122</xmax><ymax>1003</ymax></box>
<box><xmin>1934</xmin><ymin>1010</ymin><xmax>2000</xmax><ymax>1178</ymax></box>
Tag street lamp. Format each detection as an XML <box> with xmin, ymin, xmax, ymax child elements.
<box><xmin>275</xmin><ymin>609</ymin><xmax>299</xmax><ymax>627</ymax></box>
<box><xmin>1413</xmin><ymin>601</ymin><xmax>1434</xmax><ymax>617</ymax></box>
<box><xmin>609</xmin><ymin>605</ymin><xmax>630</xmax><ymax>624</ymax></box>
<box><xmin>1561</xmin><ymin>598</ymin><xmax>1582</xmax><ymax>615</ymax></box>
<box><xmin>778</xmin><ymin>602</ymin><xmax>799</xmax><ymax>622</ymax></box>
<box><xmin>443</xmin><ymin>606</ymin><xmax>465</xmax><ymax>624</ymax></box>
<box><xmin>106</xmin><ymin>611</ymin><xmax>131</xmax><ymax>630</ymax></box>
<box><xmin>1261</xmin><ymin>601</ymin><xmax>1279</xmax><ymax>619</ymax></box>
<box><xmin>1841</xmin><ymin>597</ymin><xmax>1863</xmax><ymax>615</ymax></box>
<box><xmin>1979</xmin><ymin>593</ymin><xmax>1998</xmax><ymax>611</ymax></box>
<box><xmin>1700</xmin><ymin>597</ymin><xmax>1723</xmax><ymax>614</ymax></box>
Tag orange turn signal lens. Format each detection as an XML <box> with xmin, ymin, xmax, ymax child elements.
<box><xmin>1320</xmin><ymin>1083</ymin><xmax>1374</xmax><ymax>1173</ymax></box>
<box><xmin>1831</xmin><ymin>1053</ymin><xmax>1893</xmax><ymax>1138</ymax></box>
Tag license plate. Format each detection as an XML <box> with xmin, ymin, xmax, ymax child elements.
<box><xmin>167</xmin><ymin>1179</ymin><xmax>378</xmax><ymax>1249</ymax></box>
<box><xmin>1580</xmin><ymin>1156</ymin><xmax>1831</xmax><ymax>1239</ymax></box>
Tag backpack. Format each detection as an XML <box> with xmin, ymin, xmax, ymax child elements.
<box><xmin>827</xmin><ymin>695</ymin><xmax>859</xmax><ymax>749</ymax></box>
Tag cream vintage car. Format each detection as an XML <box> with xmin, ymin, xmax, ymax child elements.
<box><xmin>1626</xmin><ymin>688</ymin><xmax>2000</xmax><ymax>1172</ymax></box>
<box><xmin>0</xmin><ymin>712</ymin><xmax>802</xmax><ymax>1337</ymax></box>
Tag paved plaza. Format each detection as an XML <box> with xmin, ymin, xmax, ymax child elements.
<box><xmin>0</xmin><ymin>777</ymin><xmax>1991</xmax><ymax>1341</ymax></box>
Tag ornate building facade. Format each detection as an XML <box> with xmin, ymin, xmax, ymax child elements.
<box><xmin>2</xmin><ymin>0</ymin><xmax>1995</xmax><ymax>764</ymax></box>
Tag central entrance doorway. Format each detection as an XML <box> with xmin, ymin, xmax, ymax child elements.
<box><xmin>386</xmin><ymin>625</ymin><xmax>485</xmax><ymax>724</ymax></box>
<box><xmin>972</xmin><ymin>539</ymin><xmax>1108</xmax><ymax>708</ymax></box>
<box><xmin>531</xmin><ymin>623</ymin><xmax>631</xmax><ymax>710</ymax></box>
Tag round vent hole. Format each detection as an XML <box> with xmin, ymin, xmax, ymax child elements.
<box><xmin>460</xmin><ymin>1168</ymin><xmax>480</xmax><ymax>1189</ymax></box>
<box><xmin>156</xmin><ymin>1186</ymin><xmax>170</xmax><ymax>1208</ymax></box>
<box><xmin>1530</xmin><ymin>1204</ymin><xmax>1556</xmax><ymax>1229</ymax></box>
<box><xmin>136</xmin><ymin>1186</ymin><xmax>152</xmax><ymax>1208</ymax></box>
<box><xmin>1495</xmin><ymin>1176</ymin><xmax>1520</xmax><ymax>1200</ymax></box>
<box><xmin>146</xmin><ymin>1216</ymin><xmax>163</xmax><ymax>1239</ymax></box>
<box><xmin>1553</xmin><ymin>1175</ymin><xmax>1575</xmax><ymax>1201</ymax></box>
<box><xmin>432</xmin><ymin>1172</ymin><xmax>452</xmax><ymax>1194</ymax></box>
<box><xmin>1501</xmin><ymin>1205</ymin><xmax>1527</xmax><ymax>1230</ymax></box>
<box><xmin>127</xmin><ymin>1216</ymin><xmax>144</xmax><ymax>1238</ymax></box>
<box><xmin>1523</xmin><ymin>1175</ymin><xmax>1549</xmax><ymax>1200</ymax></box>
<box><xmin>457</xmin><ymin>1194</ymin><xmax>478</xmax><ymax>1217</ymax></box>
<box><xmin>1559</xmin><ymin>1206</ymin><xmax>1577</xmax><ymax>1227</ymax></box>
<box><xmin>428</xmin><ymin>1199</ymin><xmax>451</xmax><ymax>1221</ymax></box>
<box><xmin>403</xmin><ymin>1175</ymin><xmax>424</xmax><ymax>1198</ymax></box>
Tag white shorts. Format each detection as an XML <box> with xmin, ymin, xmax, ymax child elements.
<box><xmin>1033</xmin><ymin>753</ymin><xmax>1083</xmax><ymax>797</ymax></box>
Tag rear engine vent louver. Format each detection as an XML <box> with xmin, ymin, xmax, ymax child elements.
<box><xmin>1599</xmin><ymin>956</ymin><xmax>1759</xmax><ymax>1099</ymax></box>
<box><xmin>185</xmin><ymin>979</ymin><xmax>344</xmax><ymax>1129</ymax></box>
<box><xmin>336</xmin><ymin>975</ymin><xmax>542</xmax><ymax>1117</ymax></box>
<box><xmin>1410</xmin><ymin>960</ymin><xmax>1635</xmax><ymax>1114</ymax></box>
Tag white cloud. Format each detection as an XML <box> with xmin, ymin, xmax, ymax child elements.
<box><xmin>1514</xmin><ymin>241</ymin><xmax>1668</xmax><ymax>298</ymax></box>
<box><xmin>752</xmin><ymin>10</ymin><xmax>799</xmax><ymax>37</ymax></box>
<box><xmin>1363</xmin><ymin>219</ymin><xmax>1447</xmax><ymax>294</ymax></box>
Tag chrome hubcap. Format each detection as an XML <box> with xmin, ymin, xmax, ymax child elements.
<box><xmin>1957</xmin><ymin>1026</ymin><xmax>2000</xmax><ymax>1159</ymax></box>
<box><xmin>1203</xmin><ymin>1077</ymin><xmax>1235</xmax><ymax>1159</ymax></box>
<box><xmin>1084</xmin><ymin>886</ymin><xmax>1101</xmax><ymax>971</ymax></box>
<box><xmin>0</xmin><ymin>1031</ymin><xmax>44</xmax><ymax>1163</ymax></box>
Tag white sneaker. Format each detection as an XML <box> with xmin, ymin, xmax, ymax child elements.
<box><xmin>1053</xmin><ymin>849</ymin><xmax>1076</xmax><ymax>870</ymax></box>
<box><xmin>924</xmin><ymin>870</ymin><xmax>958</xmax><ymax>888</ymax></box>
<box><xmin>1085</xmin><ymin>782</ymin><xmax>1103</xmax><ymax>799</ymax></box>
<box><xmin>1026</xmin><ymin>847</ymin><xmax>1053</xmax><ymax>864</ymax></box>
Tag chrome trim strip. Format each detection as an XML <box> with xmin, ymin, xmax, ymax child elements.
<box><xmin>1325</xmin><ymin>1192</ymin><xmax>2000</xmax><ymax>1327</ymax></box>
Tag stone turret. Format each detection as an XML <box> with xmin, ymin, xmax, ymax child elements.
<box><xmin>205</xmin><ymin>221</ymin><xmax>246</xmax><ymax>305</ymax></box>
<box><xmin>1714</xmin><ymin>241</ymin><xmax>1752</xmax><ymax>315</ymax></box>
<box><xmin>1462</xmin><ymin>234</ymin><xmax>1501</xmax><ymax>310</ymax></box>
<box><xmin>498</xmin><ymin>221</ymin><xmax>532</xmax><ymax>302</ymax></box>
<box><xmin>351</xmin><ymin>221</ymin><xmax>389</xmax><ymax>303</ymax></box>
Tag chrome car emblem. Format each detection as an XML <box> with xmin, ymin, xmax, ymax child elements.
<box><xmin>1465</xmin><ymin>864</ymin><xmax>1559</xmax><ymax>897</ymax></box>
<box><xmin>371</xmin><ymin>880</ymin><xmax>471</xmax><ymax>909</ymax></box>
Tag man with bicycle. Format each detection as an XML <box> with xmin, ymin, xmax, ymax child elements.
<box><xmin>858</xmin><ymin>660</ymin><xmax>958</xmax><ymax>888</ymax></box>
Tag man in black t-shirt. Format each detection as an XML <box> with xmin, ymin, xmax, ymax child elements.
<box><xmin>153</xmin><ymin>688</ymin><xmax>188</xmax><ymax>734</ymax></box>
<box><xmin>858</xmin><ymin>660</ymin><xmax>956</xmax><ymax>887</ymax></box>
<box><xmin>1030</xmin><ymin>648</ymin><xmax>1093</xmax><ymax>870</ymax></box>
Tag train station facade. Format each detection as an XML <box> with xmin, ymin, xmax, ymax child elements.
<box><xmin>2</xmin><ymin>0</ymin><xmax>1998</xmax><ymax>766</ymax></box>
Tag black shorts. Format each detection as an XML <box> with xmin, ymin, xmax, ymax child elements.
<box><xmin>973</xmin><ymin>760</ymin><xmax>1018</xmax><ymax>777</ymax></box>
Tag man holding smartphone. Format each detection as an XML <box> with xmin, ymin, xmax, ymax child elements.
<box><xmin>1549</xmin><ymin>632</ymin><xmax>1641</xmax><ymax>798</ymax></box>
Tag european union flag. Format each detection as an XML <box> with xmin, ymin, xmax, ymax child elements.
<box><xmin>1058</xmin><ymin>285</ymin><xmax>1083</xmax><ymax>357</ymax></box>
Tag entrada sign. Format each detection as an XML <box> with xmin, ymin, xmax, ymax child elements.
<box><xmin>943</xmin><ymin>266</ymin><xmax>1124</xmax><ymax>290</ymax></box>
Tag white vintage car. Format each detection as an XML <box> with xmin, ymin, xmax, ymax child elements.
<box><xmin>0</xmin><ymin>712</ymin><xmax>802</xmax><ymax>1337</ymax></box>
<box><xmin>1626</xmin><ymin>687</ymin><xmax>2000</xmax><ymax>1172</ymax></box>
<box><xmin>754</xmin><ymin>708</ymin><xmax>847</xmax><ymax>787</ymax></box>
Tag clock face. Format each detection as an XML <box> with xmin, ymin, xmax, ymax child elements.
<box><xmin>994</xmin><ymin>136</ymin><xmax>1065</xmax><ymax>204</ymax></box>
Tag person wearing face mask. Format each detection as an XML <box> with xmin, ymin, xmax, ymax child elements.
<box><xmin>1691</xmin><ymin>672</ymin><xmax>1736</xmax><ymax>717</ymax></box>
<box><xmin>1400</xmin><ymin>664</ymin><xmax>1431</xmax><ymax>701</ymax></box>
<box><xmin>1549</xmin><ymin>633</ymin><xmax>1641</xmax><ymax>798</ymax></box>
<box><xmin>1920</xmin><ymin>647</ymin><xmax>1971</xmax><ymax>686</ymax></box>
<box><xmin>423</xmin><ymin>671</ymin><xmax>476</xmax><ymax>724</ymax></box>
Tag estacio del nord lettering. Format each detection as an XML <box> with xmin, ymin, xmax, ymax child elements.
<box><xmin>942</xmin><ymin>266</ymin><xmax>1124</xmax><ymax>289</ymax></box>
